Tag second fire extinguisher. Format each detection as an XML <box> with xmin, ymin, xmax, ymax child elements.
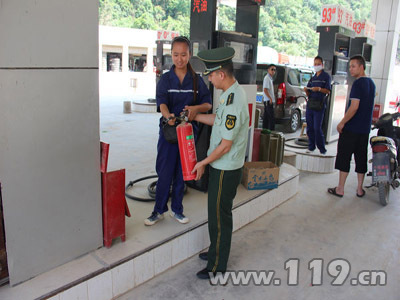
<box><xmin>177</xmin><ymin>121</ymin><xmax>197</xmax><ymax>181</ymax></box>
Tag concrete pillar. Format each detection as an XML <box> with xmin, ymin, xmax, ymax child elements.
<box><xmin>0</xmin><ymin>0</ymin><xmax>102</xmax><ymax>285</ymax></box>
<box><xmin>147</xmin><ymin>45</ymin><xmax>154</xmax><ymax>74</ymax></box>
<box><xmin>122</xmin><ymin>44</ymin><xmax>129</xmax><ymax>72</ymax></box>
<box><xmin>370</xmin><ymin>0</ymin><xmax>400</xmax><ymax>111</ymax></box>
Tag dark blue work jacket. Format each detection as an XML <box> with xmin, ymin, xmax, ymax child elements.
<box><xmin>307</xmin><ymin>70</ymin><xmax>331</xmax><ymax>101</ymax></box>
<box><xmin>156</xmin><ymin>65</ymin><xmax>212</xmax><ymax>133</ymax></box>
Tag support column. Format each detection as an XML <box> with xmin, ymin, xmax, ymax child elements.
<box><xmin>122</xmin><ymin>44</ymin><xmax>129</xmax><ymax>72</ymax></box>
<box><xmin>370</xmin><ymin>0</ymin><xmax>400</xmax><ymax>111</ymax></box>
<box><xmin>146</xmin><ymin>45</ymin><xmax>154</xmax><ymax>74</ymax></box>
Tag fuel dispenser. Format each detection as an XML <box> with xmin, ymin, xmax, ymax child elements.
<box><xmin>349</xmin><ymin>37</ymin><xmax>374</xmax><ymax>76</ymax></box>
<box><xmin>316</xmin><ymin>25</ymin><xmax>355</xmax><ymax>143</ymax></box>
<box><xmin>188</xmin><ymin>0</ymin><xmax>262</xmax><ymax>191</ymax></box>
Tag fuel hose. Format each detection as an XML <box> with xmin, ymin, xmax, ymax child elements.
<box><xmin>285</xmin><ymin>137</ymin><xmax>308</xmax><ymax>149</ymax></box>
<box><xmin>125</xmin><ymin>175</ymin><xmax>187</xmax><ymax>202</ymax></box>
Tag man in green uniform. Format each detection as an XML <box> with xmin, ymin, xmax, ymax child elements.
<box><xmin>191</xmin><ymin>47</ymin><xmax>250</xmax><ymax>279</ymax></box>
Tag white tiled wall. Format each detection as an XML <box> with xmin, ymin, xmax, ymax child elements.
<box><xmin>87</xmin><ymin>271</ymin><xmax>112</xmax><ymax>300</ymax></box>
<box><xmin>60</xmin><ymin>282</ymin><xmax>88</xmax><ymax>300</ymax></box>
<box><xmin>111</xmin><ymin>260</ymin><xmax>135</xmax><ymax>298</ymax></box>
<box><xmin>133</xmin><ymin>250</ymin><xmax>154</xmax><ymax>286</ymax></box>
<box><xmin>171</xmin><ymin>234</ymin><xmax>189</xmax><ymax>266</ymax></box>
<box><xmin>154</xmin><ymin>241</ymin><xmax>172</xmax><ymax>276</ymax></box>
<box><xmin>295</xmin><ymin>154</ymin><xmax>335</xmax><ymax>173</ymax></box>
<box><xmin>188</xmin><ymin>225</ymin><xmax>209</xmax><ymax>255</ymax></box>
<box><xmin>58</xmin><ymin>282</ymin><xmax>88</xmax><ymax>300</ymax></box>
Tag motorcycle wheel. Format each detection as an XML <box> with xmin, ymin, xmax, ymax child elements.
<box><xmin>377</xmin><ymin>182</ymin><xmax>390</xmax><ymax>206</ymax></box>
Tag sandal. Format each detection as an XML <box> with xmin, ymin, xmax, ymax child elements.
<box><xmin>356</xmin><ymin>189</ymin><xmax>366</xmax><ymax>198</ymax></box>
<box><xmin>327</xmin><ymin>187</ymin><xmax>343</xmax><ymax>198</ymax></box>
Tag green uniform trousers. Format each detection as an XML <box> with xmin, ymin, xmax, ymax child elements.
<box><xmin>206</xmin><ymin>166</ymin><xmax>242</xmax><ymax>273</ymax></box>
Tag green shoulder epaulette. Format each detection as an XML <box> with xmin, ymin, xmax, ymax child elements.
<box><xmin>226</xmin><ymin>93</ymin><xmax>234</xmax><ymax>105</ymax></box>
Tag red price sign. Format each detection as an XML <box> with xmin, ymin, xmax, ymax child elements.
<box><xmin>193</xmin><ymin>0</ymin><xmax>207</xmax><ymax>13</ymax></box>
<box><xmin>353</xmin><ymin>19</ymin><xmax>376</xmax><ymax>39</ymax></box>
<box><xmin>321</xmin><ymin>4</ymin><xmax>354</xmax><ymax>30</ymax></box>
<box><xmin>321</xmin><ymin>6</ymin><xmax>336</xmax><ymax>24</ymax></box>
<box><xmin>353</xmin><ymin>21</ymin><xmax>365</xmax><ymax>34</ymax></box>
<box><xmin>337</xmin><ymin>7</ymin><xmax>343</xmax><ymax>24</ymax></box>
<box><xmin>157</xmin><ymin>30</ymin><xmax>180</xmax><ymax>41</ymax></box>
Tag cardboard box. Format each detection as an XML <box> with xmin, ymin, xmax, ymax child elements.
<box><xmin>242</xmin><ymin>161</ymin><xmax>279</xmax><ymax>190</ymax></box>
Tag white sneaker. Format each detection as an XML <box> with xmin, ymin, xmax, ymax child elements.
<box><xmin>320</xmin><ymin>151</ymin><xmax>327</xmax><ymax>156</ymax></box>
<box><xmin>170</xmin><ymin>212</ymin><xmax>189</xmax><ymax>224</ymax></box>
<box><xmin>144</xmin><ymin>212</ymin><xmax>164</xmax><ymax>226</ymax></box>
<box><xmin>305</xmin><ymin>149</ymin><xmax>315</xmax><ymax>154</ymax></box>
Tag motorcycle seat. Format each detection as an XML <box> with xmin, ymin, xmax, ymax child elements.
<box><xmin>370</xmin><ymin>136</ymin><xmax>396</xmax><ymax>147</ymax></box>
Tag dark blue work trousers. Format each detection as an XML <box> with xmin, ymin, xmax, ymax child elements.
<box><xmin>154</xmin><ymin>133</ymin><xmax>184</xmax><ymax>215</ymax></box>
<box><xmin>306</xmin><ymin>107</ymin><xmax>327</xmax><ymax>153</ymax></box>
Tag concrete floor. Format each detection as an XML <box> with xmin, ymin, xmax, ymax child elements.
<box><xmin>92</xmin><ymin>81</ymin><xmax>398</xmax><ymax>300</ymax></box>
<box><xmin>117</xmin><ymin>165</ymin><xmax>400</xmax><ymax>299</ymax></box>
<box><xmin>101</xmin><ymin>95</ymin><xmax>400</xmax><ymax>299</ymax></box>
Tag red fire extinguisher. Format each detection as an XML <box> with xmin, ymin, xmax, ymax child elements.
<box><xmin>177</xmin><ymin>121</ymin><xmax>197</xmax><ymax>181</ymax></box>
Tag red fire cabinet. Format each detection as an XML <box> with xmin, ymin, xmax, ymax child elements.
<box><xmin>101</xmin><ymin>142</ymin><xmax>131</xmax><ymax>248</ymax></box>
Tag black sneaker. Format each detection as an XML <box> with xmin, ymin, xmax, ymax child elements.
<box><xmin>196</xmin><ymin>268</ymin><xmax>211</xmax><ymax>279</ymax></box>
<box><xmin>198</xmin><ymin>252</ymin><xmax>208</xmax><ymax>261</ymax></box>
<box><xmin>196</xmin><ymin>268</ymin><xmax>226</xmax><ymax>281</ymax></box>
<box><xmin>144</xmin><ymin>212</ymin><xmax>164</xmax><ymax>226</ymax></box>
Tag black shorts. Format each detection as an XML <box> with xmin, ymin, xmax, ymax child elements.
<box><xmin>335</xmin><ymin>130</ymin><xmax>369</xmax><ymax>173</ymax></box>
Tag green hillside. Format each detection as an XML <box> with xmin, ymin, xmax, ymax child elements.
<box><xmin>99</xmin><ymin>0</ymin><xmax>372</xmax><ymax>57</ymax></box>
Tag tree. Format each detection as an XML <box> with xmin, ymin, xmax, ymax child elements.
<box><xmin>99</xmin><ymin>0</ymin><xmax>134</xmax><ymax>27</ymax></box>
<box><xmin>99</xmin><ymin>0</ymin><xmax>373</xmax><ymax>57</ymax></box>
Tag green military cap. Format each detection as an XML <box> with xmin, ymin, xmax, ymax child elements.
<box><xmin>197</xmin><ymin>47</ymin><xmax>235</xmax><ymax>76</ymax></box>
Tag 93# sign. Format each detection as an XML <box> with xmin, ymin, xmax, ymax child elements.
<box><xmin>320</xmin><ymin>4</ymin><xmax>354</xmax><ymax>31</ymax></box>
<box><xmin>353</xmin><ymin>19</ymin><xmax>376</xmax><ymax>39</ymax></box>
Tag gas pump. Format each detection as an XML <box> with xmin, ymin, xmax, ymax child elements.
<box><xmin>349</xmin><ymin>37</ymin><xmax>374</xmax><ymax>75</ymax></box>
<box><xmin>316</xmin><ymin>24</ymin><xmax>355</xmax><ymax>143</ymax></box>
<box><xmin>188</xmin><ymin>0</ymin><xmax>263</xmax><ymax>191</ymax></box>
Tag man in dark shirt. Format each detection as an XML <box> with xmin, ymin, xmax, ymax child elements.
<box><xmin>328</xmin><ymin>55</ymin><xmax>376</xmax><ymax>198</ymax></box>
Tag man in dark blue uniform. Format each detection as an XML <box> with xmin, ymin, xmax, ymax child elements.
<box><xmin>304</xmin><ymin>56</ymin><xmax>331</xmax><ymax>155</ymax></box>
<box><xmin>328</xmin><ymin>55</ymin><xmax>376</xmax><ymax>198</ymax></box>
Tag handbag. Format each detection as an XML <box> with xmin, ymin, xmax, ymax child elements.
<box><xmin>162</xmin><ymin>119</ymin><xmax>178</xmax><ymax>144</ymax></box>
<box><xmin>307</xmin><ymin>97</ymin><xmax>324</xmax><ymax>111</ymax></box>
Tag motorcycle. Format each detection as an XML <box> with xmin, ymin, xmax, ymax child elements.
<box><xmin>368</xmin><ymin>103</ymin><xmax>400</xmax><ymax>206</ymax></box>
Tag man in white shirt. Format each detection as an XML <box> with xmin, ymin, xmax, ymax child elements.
<box><xmin>262</xmin><ymin>64</ymin><xmax>276</xmax><ymax>130</ymax></box>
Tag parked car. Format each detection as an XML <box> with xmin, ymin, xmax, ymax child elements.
<box><xmin>256</xmin><ymin>64</ymin><xmax>313</xmax><ymax>132</ymax></box>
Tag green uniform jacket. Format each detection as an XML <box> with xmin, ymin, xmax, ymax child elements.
<box><xmin>208</xmin><ymin>81</ymin><xmax>250</xmax><ymax>170</ymax></box>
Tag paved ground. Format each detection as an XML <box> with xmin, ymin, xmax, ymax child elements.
<box><xmin>117</xmin><ymin>168</ymin><xmax>400</xmax><ymax>300</ymax></box>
